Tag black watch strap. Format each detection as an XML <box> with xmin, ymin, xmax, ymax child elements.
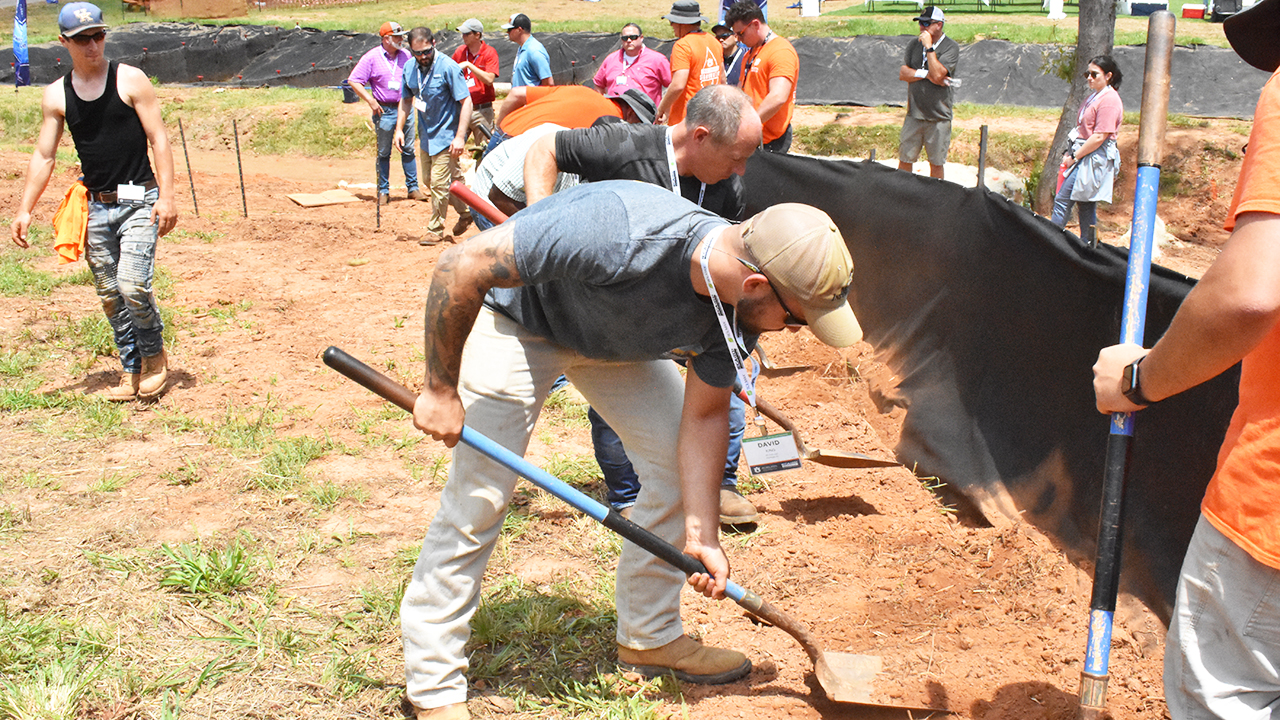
<box><xmin>1122</xmin><ymin>357</ymin><xmax>1152</xmax><ymax>406</ymax></box>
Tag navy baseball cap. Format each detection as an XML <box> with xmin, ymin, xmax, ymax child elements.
<box><xmin>59</xmin><ymin>2</ymin><xmax>108</xmax><ymax>37</ymax></box>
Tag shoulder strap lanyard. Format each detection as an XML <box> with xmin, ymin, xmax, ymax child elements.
<box><xmin>666</xmin><ymin>127</ymin><xmax>707</xmax><ymax>207</ymax></box>
<box><xmin>699</xmin><ymin>229</ymin><xmax>756</xmax><ymax>407</ymax></box>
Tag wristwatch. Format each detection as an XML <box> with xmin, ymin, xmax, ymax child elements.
<box><xmin>925</xmin><ymin>46</ymin><xmax>935</xmax><ymax>52</ymax></box>
<box><xmin>1121</xmin><ymin>357</ymin><xmax>1152</xmax><ymax>406</ymax></box>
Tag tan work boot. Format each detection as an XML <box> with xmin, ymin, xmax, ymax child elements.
<box><xmin>451</xmin><ymin>213</ymin><xmax>473</xmax><ymax>237</ymax></box>
<box><xmin>407</xmin><ymin>189</ymin><xmax>427</xmax><ymax>201</ymax></box>
<box><xmin>618</xmin><ymin>634</ymin><xmax>750</xmax><ymax>684</ymax></box>
<box><xmin>415</xmin><ymin>702</ymin><xmax>469</xmax><ymax>720</ymax></box>
<box><xmin>138</xmin><ymin>350</ymin><xmax>168</xmax><ymax>400</ymax></box>
<box><xmin>101</xmin><ymin>372</ymin><xmax>139</xmax><ymax>402</ymax></box>
<box><xmin>719</xmin><ymin>487</ymin><xmax>760</xmax><ymax>526</ymax></box>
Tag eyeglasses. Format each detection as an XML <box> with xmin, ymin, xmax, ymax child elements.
<box><xmin>1086</xmin><ymin>70</ymin><xmax>1103</xmax><ymax>79</ymax></box>
<box><xmin>621</xmin><ymin>33</ymin><xmax>641</xmax><ymax>41</ymax></box>
<box><xmin>716</xmin><ymin>33</ymin><xmax>734</xmax><ymax>40</ymax></box>
<box><xmin>918</xmin><ymin>20</ymin><xmax>935</xmax><ymax>27</ymax></box>
<box><xmin>412</xmin><ymin>47</ymin><xmax>435</xmax><ymax>58</ymax></box>
<box><xmin>67</xmin><ymin>31</ymin><xmax>106</xmax><ymax>44</ymax></box>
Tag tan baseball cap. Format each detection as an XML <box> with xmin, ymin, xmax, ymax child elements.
<box><xmin>741</xmin><ymin>204</ymin><xmax>862</xmax><ymax>347</ymax></box>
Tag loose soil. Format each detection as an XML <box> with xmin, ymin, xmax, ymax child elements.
<box><xmin>0</xmin><ymin>100</ymin><xmax>1248</xmax><ymax>719</ymax></box>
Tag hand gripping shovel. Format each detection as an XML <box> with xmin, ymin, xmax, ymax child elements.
<box><xmin>322</xmin><ymin>346</ymin><xmax>945</xmax><ymax>711</ymax></box>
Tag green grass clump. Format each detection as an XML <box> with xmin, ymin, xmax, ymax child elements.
<box><xmin>249</xmin><ymin>105</ymin><xmax>374</xmax><ymax>158</ymax></box>
<box><xmin>157</xmin><ymin>538</ymin><xmax>256</xmax><ymax>597</ymax></box>
<box><xmin>254</xmin><ymin>435</ymin><xmax>333</xmax><ymax>491</ymax></box>
<box><xmin>793</xmin><ymin>122</ymin><xmax>902</xmax><ymax>158</ymax></box>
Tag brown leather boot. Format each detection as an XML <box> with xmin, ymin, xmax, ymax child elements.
<box><xmin>618</xmin><ymin>635</ymin><xmax>750</xmax><ymax>684</ymax></box>
<box><xmin>102</xmin><ymin>372</ymin><xmax>139</xmax><ymax>402</ymax></box>
<box><xmin>138</xmin><ymin>350</ymin><xmax>168</xmax><ymax>400</ymax></box>
<box><xmin>415</xmin><ymin>702</ymin><xmax>469</xmax><ymax>720</ymax></box>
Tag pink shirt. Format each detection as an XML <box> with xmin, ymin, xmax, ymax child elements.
<box><xmin>349</xmin><ymin>44</ymin><xmax>411</xmax><ymax>106</ymax></box>
<box><xmin>1078</xmin><ymin>85</ymin><xmax>1123</xmax><ymax>138</ymax></box>
<box><xmin>592</xmin><ymin>46</ymin><xmax>671</xmax><ymax>105</ymax></box>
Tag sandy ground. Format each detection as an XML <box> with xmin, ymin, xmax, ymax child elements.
<box><xmin>0</xmin><ymin>101</ymin><xmax>1246</xmax><ymax>718</ymax></box>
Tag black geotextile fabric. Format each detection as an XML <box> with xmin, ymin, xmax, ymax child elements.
<box><xmin>2</xmin><ymin>25</ymin><xmax>1272</xmax><ymax>117</ymax></box>
<box><xmin>742</xmin><ymin>151</ymin><xmax>1240</xmax><ymax>623</ymax></box>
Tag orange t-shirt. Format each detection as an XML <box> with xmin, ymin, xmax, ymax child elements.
<box><xmin>667</xmin><ymin>30</ymin><xmax>723</xmax><ymax>126</ymax></box>
<box><xmin>1202</xmin><ymin>67</ymin><xmax>1280</xmax><ymax>571</ymax></box>
<box><xmin>500</xmin><ymin>86</ymin><xmax>622</xmax><ymax>137</ymax></box>
<box><xmin>741</xmin><ymin>35</ymin><xmax>798</xmax><ymax>144</ymax></box>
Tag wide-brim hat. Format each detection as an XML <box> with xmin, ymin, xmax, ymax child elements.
<box><xmin>59</xmin><ymin>2</ymin><xmax>108</xmax><ymax>37</ymax></box>
<box><xmin>741</xmin><ymin>204</ymin><xmax>863</xmax><ymax>348</ymax></box>
<box><xmin>607</xmin><ymin>88</ymin><xmax>658</xmax><ymax>125</ymax></box>
<box><xmin>663</xmin><ymin>0</ymin><xmax>709</xmax><ymax>25</ymax></box>
<box><xmin>1225</xmin><ymin>0</ymin><xmax>1280</xmax><ymax>72</ymax></box>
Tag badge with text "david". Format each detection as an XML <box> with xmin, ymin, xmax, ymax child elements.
<box><xmin>742</xmin><ymin>432</ymin><xmax>801</xmax><ymax>475</ymax></box>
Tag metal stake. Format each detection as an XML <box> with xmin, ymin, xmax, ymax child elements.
<box><xmin>232</xmin><ymin>118</ymin><xmax>247</xmax><ymax>218</ymax></box>
<box><xmin>977</xmin><ymin>125</ymin><xmax>989</xmax><ymax>189</ymax></box>
<box><xmin>177</xmin><ymin>118</ymin><xmax>199</xmax><ymax>218</ymax></box>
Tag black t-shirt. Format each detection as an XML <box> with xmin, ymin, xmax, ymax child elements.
<box><xmin>553</xmin><ymin>123</ymin><xmax>747</xmax><ymax>221</ymax></box>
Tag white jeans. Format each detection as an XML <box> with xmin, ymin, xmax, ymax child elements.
<box><xmin>401</xmin><ymin>307</ymin><xmax>690</xmax><ymax>710</ymax></box>
<box><xmin>1165</xmin><ymin>514</ymin><xmax>1280</xmax><ymax>719</ymax></box>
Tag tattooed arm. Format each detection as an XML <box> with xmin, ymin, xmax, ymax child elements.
<box><xmin>412</xmin><ymin>224</ymin><xmax>522</xmax><ymax>446</ymax></box>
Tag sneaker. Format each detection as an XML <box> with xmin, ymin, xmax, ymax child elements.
<box><xmin>407</xmin><ymin>189</ymin><xmax>427</xmax><ymax>201</ymax></box>
<box><xmin>138</xmin><ymin>350</ymin><xmax>168</xmax><ymax>400</ymax></box>
<box><xmin>102</xmin><ymin>372</ymin><xmax>139</xmax><ymax>402</ymax></box>
<box><xmin>419</xmin><ymin>232</ymin><xmax>443</xmax><ymax>246</ymax></box>
<box><xmin>415</xmin><ymin>703</ymin><xmax>469</xmax><ymax>720</ymax></box>
<box><xmin>618</xmin><ymin>634</ymin><xmax>750</xmax><ymax>685</ymax></box>
<box><xmin>378</xmin><ymin>193</ymin><xmax>391</xmax><ymax>205</ymax></box>
<box><xmin>451</xmin><ymin>213</ymin><xmax>474</xmax><ymax>236</ymax></box>
<box><xmin>719</xmin><ymin>488</ymin><xmax>759</xmax><ymax>526</ymax></box>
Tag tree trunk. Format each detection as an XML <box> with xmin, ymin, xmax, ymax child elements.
<box><xmin>1033</xmin><ymin>0</ymin><xmax>1117</xmax><ymax>216</ymax></box>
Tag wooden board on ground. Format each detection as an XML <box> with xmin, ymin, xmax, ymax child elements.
<box><xmin>286</xmin><ymin>189</ymin><xmax>361</xmax><ymax>207</ymax></box>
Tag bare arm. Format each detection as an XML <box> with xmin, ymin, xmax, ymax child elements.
<box><xmin>121</xmin><ymin>65</ymin><xmax>177</xmax><ymax>237</ymax></box>
<box><xmin>522</xmin><ymin>133</ymin><xmax>560</xmax><ymax>206</ymax></box>
<box><xmin>1094</xmin><ymin>212</ymin><xmax>1280</xmax><ymax>413</ymax></box>
<box><xmin>538</xmin><ymin>76</ymin><xmax>554</xmax><ymax>87</ymax></box>
<box><xmin>755</xmin><ymin>75</ymin><xmax>793</xmax><ymax>124</ymax></box>
<box><xmin>412</xmin><ymin>224</ymin><xmax>523</xmax><ymax>446</ymax></box>
<box><xmin>680</xmin><ymin>369</ymin><xmax>732</xmax><ymax>599</ymax></box>
<box><xmin>11</xmin><ymin>81</ymin><xmax>66</xmax><ymax>248</ymax></box>
<box><xmin>924</xmin><ymin>46</ymin><xmax>949</xmax><ymax>85</ymax></box>
<box><xmin>348</xmin><ymin>80</ymin><xmax>382</xmax><ymax>117</ymax></box>
<box><xmin>1062</xmin><ymin>130</ymin><xmax>1115</xmax><ymax>168</ymax></box>
<box><xmin>488</xmin><ymin>185</ymin><xmax>523</xmax><ymax>218</ymax></box>
<box><xmin>451</xmin><ymin>96</ymin><xmax>473</xmax><ymax>157</ymax></box>
<box><xmin>656</xmin><ymin>68</ymin><xmax>691</xmax><ymax>124</ymax></box>
<box><xmin>394</xmin><ymin>95</ymin><xmax>411</xmax><ymax>153</ymax></box>
<box><xmin>899</xmin><ymin>64</ymin><xmax>920</xmax><ymax>83</ymax></box>
<box><xmin>459</xmin><ymin>60</ymin><xmax>496</xmax><ymax>86</ymax></box>
<box><xmin>494</xmin><ymin>86</ymin><xmax>529</xmax><ymax>128</ymax></box>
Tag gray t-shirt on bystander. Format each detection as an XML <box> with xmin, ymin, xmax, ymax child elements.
<box><xmin>903</xmin><ymin>35</ymin><xmax>960</xmax><ymax>122</ymax></box>
<box><xmin>483</xmin><ymin>180</ymin><xmax>756</xmax><ymax>388</ymax></box>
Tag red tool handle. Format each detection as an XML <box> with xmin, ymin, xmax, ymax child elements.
<box><xmin>449</xmin><ymin>181</ymin><xmax>508</xmax><ymax>225</ymax></box>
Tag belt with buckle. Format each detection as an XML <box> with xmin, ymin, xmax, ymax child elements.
<box><xmin>474</xmin><ymin>102</ymin><xmax>493</xmax><ymax>110</ymax></box>
<box><xmin>88</xmin><ymin>179</ymin><xmax>158</xmax><ymax>204</ymax></box>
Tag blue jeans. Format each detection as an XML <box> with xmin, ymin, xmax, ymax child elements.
<box><xmin>376</xmin><ymin>105</ymin><xmax>418</xmax><ymax>195</ymax></box>
<box><xmin>1051</xmin><ymin>163</ymin><xmax>1097</xmax><ymax>234</ymax></box>
<box><xmin>85</xmin><ymin>187</ymin><xmax>164</xmax><ymax>373</ymax></box>
<box><xmin>596</xmin><ymin>391</ymin><xmax>746</xmax><ymax>510</ymax></box>
<box><xmin>482</xmin><ymin>127</ymin><xmax>511</xmax><ymax>160</ymax></box>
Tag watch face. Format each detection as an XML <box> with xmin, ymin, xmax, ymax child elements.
<box><xmin>1122</xmin><ymin>362</ymin><xmax>1137</xmax><ymax>393</ymax></box>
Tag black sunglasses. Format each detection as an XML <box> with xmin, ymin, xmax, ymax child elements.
<box><xmin>1086</xmin><ymin>70</ymin><xmax>1103</xmax><ymax>79</ymax></box>
<box><xmin>716</xmin><ymin>33</ymin><xmax>733</xmax><ymax>40</ymax></box>
<box><xmin>67</xmin><ymin>31</ymin><xmax>107</xmax><ymax>44</ymax></box>
<box><xmin>918</xmin><ymin>20</ymin><xmax>935</xmax><ymax>26</ymax></box>
<box><xmin>735</xmin><ymin>257</ymin><xmax>807</xmax><ymax>327</ymax></box>
<box><xmin>412</xmin><ymin>47</ymin><xmax>435</xmax><ymax>58</ymax></box>
<box><xmin>621</xmin><ymin>33</ymin><xmax>641</xmax><ymax>41</ymax></box>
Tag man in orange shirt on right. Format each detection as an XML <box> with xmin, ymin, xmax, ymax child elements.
<box><xmin>655</xmin><ymin>0</ymin><xmax>723</xmax><ymax>126</ymax></box>
<box><xmin>1092</xmin><ymin>1</ymin><xmax>1280</xmax><ymax>716</ymax></box>
<box><xmin>725</xmin><ymin>0</ymin><xmax>797</xmax><ymax>153</ymax></box>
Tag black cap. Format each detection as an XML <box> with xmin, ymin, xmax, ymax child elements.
<box><xmin>1225</xmin><ymin>0</ymin><xmax>1280</xmax><ymax>72</ymax></box>
<box><xmin>607</xmin><ymin>88</ymin><xmax>658</xmax><ymax>124</ymax></box>
<box><xmin>501</xmin><ymin>13</ymin><xmax>532</xmax><ymax>32</ymax></box>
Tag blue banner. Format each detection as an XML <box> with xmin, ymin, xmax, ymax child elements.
<box><xmin>13</xmin><ymin>0</ymin><xmax>31</xmax><ymax>87</ymax></box>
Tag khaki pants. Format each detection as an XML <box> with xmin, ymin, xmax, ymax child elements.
<box><xmin>401</xmin><ymin>307</ymin><xmax>689</xmax><ymax>710</ymax></box>
<box><xmin>422</xmin><ymin>148</ymin><xmax>470</xmax><ymax>234</ymax></box>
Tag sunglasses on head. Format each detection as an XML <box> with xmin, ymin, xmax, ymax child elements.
<box><xmin>621</xmin><ymin>33</ymin><xmax>640</xmax><ymax>41</ymax></box>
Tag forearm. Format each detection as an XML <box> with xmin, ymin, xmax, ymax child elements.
<box><xmin>1075</xmin><ymin>131</ymin><xmax>1110</xmax><ymax>159</ymax></box>
<box><xmin>925</xmin><ymin>54</ymin><xmax>949</xmax><ymax>85</ymax></box>
<box><xmin>679</xmin><ymin>376</ymin><xmax>730</xmax><ymax>550</ymax></box>
<box><xmin>657</xmin><ymin>70</ymin><xmax>690</xmax><ymax>117</ymax></box>
<box><xmin>757</xmin><ymin>87</ymin><xmax>788</xmax><ymax>123</ymax></box>
<box><xmin>522</xmin><ymin>134</ymin><xmax>560</xmax><ymax>205</ymax></box>
<box><xmin>350</xmin><ymin>82</ymin><xmax>377</xmax><ymax>111</ymax></box>
<box><xmin>455</xmin><ymin>98</ymin><xmax>473</xmax><ymax>144</ymax></box>
<box><xmin>422</xmin><ymin>224</ymin><xmax>521</xmax><ymax>392</ymax></box>
<box><xmin>153</xmin><ymin>139</ymin><xmax>176</xmax><ymax>202</ymax></box>
<box><xmin>1141</xmin><ymin>214</ymin><xmax>1280</xmax><ymax>402</ymax></box>
<box><xmin>18</xmin><ymin>153</ymin><xmax>57</xmax><ymax>215</ymax></box>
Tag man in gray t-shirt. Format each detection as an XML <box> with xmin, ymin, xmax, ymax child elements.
<box><xmin>897</xmin><ymin>5</ymin><xmax>959</xmax><ymax>179</ymax></box>
<box><xmin>401</xmin><ymin>180</ymin><xmax>862</xmax><ymax>719</ymax></box>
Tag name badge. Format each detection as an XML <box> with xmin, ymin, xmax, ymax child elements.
<box><xmin>117</xmin><ymin>182</ymin><xmax>146</xmax><ymax>206</ymax></box>
<box><xmin>413</xmin><ymin>97</ymin><xmax>427</xmax><ymax>113</ymax></box>
<box><xmin>616</xmin><ymin>74</ymin><xmax>628</xmax><ymax>85</ymax></box>
<box><xmin>742</xmin><ymin>432</ymin><xmax>802</xmax><ymax>475</ymax></box>
<box><xmin>389</xmin><ymin>79</ymin><xmax>401</xmax><ymax>90</ymax></box>
<box><xmin>467</xmin><ymin>75</ymin><xmax>478</xmax><ymax>88</ymax></box>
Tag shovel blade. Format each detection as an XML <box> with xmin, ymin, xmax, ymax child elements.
<box><xmin>817</xmin><ymin>651</ymin><xmax>949</xmax><ymax>711</ymax></box>
<box><xmin>808</xmin><ymin>450</ymin><xmax>902</xmax><ymax>469</ymax></box>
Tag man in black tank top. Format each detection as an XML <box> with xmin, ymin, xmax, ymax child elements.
<box><xmin>10</xmin><ymin>2</ymin><xmax>177</xmax><ymax>401</ymax></box>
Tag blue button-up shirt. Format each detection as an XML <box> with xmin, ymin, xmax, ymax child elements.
<box><xmin>402</xmin><ymin>53</ymin><xmax>470</xmax><ymax>156</ymax></box>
